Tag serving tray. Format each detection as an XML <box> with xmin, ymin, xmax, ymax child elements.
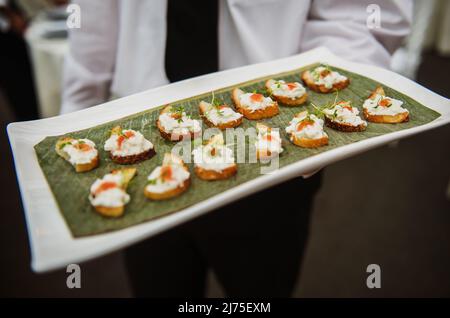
<box><xmin>7</xmin><ymin>47</ymin><xmax>450</xmax><ymax>272</ymax></box>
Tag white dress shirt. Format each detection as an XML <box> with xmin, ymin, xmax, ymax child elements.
<box><xmin>61</xmin><ymin>0</ymin><xmax>412</xmax><ymax>114</ymax></box>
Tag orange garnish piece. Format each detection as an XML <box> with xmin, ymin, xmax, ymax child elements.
<box><xmin>94</xmin><ymin>181</ymin><xmax>118</xmax><ymax>195</ymax></box>
<box><xmin>250</xmin><ymin>93</ymin><xmax>264</xmax><ymax>102</ymax></box>
<box><xmin>171</xmin><ymin>112</ymin><xmax>182</xmax><ymax>119</ymax></box>
<box><xmin>320</xmin><ymin>70</ymin><xmax>331</xmax><ymax>77</ymax></box>
<box><xmin>75</xmin><ymin>143</ymin><xmax>92</xmax><ymax>152</ymax></box>
<box><xmin>124</xmin><ymin>131</ymin><xmax>135</xmax><ymax>138</ymax></box>
<box><xmin>117</xmin><ymin>135</ymin><xmax>125</xmax><ymax>149</ymax></box>
<box><xmin>379</xmin><ymin>98</ymin><xmax>392</xmax><ymax>107</ymax></box>
<box><xmin>287</xmin><ymin>83</ymin><xmax>297</xmax><ymax>90</ymax></box>
<box><xmin>342</xmin><ymin>105</ymin><xmax>353</xmax><ymax>112</ymax></box>
<box><xmin>264</xmin><ymin>134</ymin><xmax>273</xmax><ymax>141</ymax></box>
<box><xmin>296</xmin><ymin>120</ymin><xmax>314</xmax><ymax>131</ymax></box>
<box><xmin>161</xmin><ymin>166</ymin><xmax>173</xmax><ymax>181</ymax></box>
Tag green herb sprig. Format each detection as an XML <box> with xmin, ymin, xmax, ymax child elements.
<box><xmin>310</xmin><ymin>91</ymin><xmax>340</xmax><ymax>118</ymax></box>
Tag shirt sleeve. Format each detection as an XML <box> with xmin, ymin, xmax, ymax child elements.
<box><xmin>300</xmin><ymin>0</ymin><xmax>413</xmax><ymax>68</ymax></box>
<box><xmin>60</xmin><ymin>0</ymin><xmax>119</xmax><ymax>114</ymax></box>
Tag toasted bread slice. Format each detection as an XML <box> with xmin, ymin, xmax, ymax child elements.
<box><xmin>94</xmin><ymin>205</ymin><xmax>125</xmax><ymax>218</ymax></box>
<box><xmin>110</xmin><ymin>148</ymin><xmax>156</xmax><ymax>165</ymax></box>
<box><xmin>363</xmin><ymin>109</ymin><xmax>409</xmax><ymax>123</ymax></box>
<box><xmin>199</xmin><ymin>101</ymin><xmax>243</xmax><ymax>130</ymax></box>
<box><xmin>113</xmin><ymin>168</ymin><xmax>137</xmax><ymax>188</ymax></box>
<box><xmin>144</xmin><ymin>178</ymin><xmax>190</xmax><ymax>201</ymax></box>
<box><xmin>324</xmin><ymin>117</ymin><xmax>366</xmax><ymax>132</ymax></box>
<box><xmin>255</xmin><ymin>122</ymin><xmax>284</xmax><ymax>160</ymax></box>
<box><xmin>193</xmin><ymin>134</ymin><xmax>237</xmax><ymax>181</ymax></box>
<box><xmin>157</xmin><ymin>105</ymin><xmax>201</xmax><ymax>141</ymax></box>
<box><xmin>55</xmin><ymin>137</ymin><xmax>73</xmax><ymax>160</ymax></box>
<box><xmin>106</xmin><ymin>126</ymin><xmax>156</xmax><ymax>164</ymax></box>
<box><xmin>231</xmin><ymin>88</ymin><xmax>279</xmax><ymax>120</ymax></box>
<box><xmin>92</xmin><ymin>168</ymin><xmax>137</xmax><ymax>218</ymax></box>
<box><xmin>368</xmin><ymin>86</ymin><xmax>386</xmax><ymax>99</ymax></box>
<box><xmin>291</xmin><ymin>135</ymin><xmax>329</xmax><ymax>148</ymax></box>
<box><xmin>301</xmin><ymin>70</ymin><xmax>349</xmax><ymax>93</ymax></box>
<box><xmin>265</xmin><ymin>80</ymin><xmax>308</xmax><ymax>106</ymax></box>
<box><xmin>363</xmin><ymin>86</ymin><xmax>410</xmax><ymax>123</ymax></box>
<box><xmin>287</xmin><ymin>111</ymin><xmax>329</xmax><ymax>148</ymax></box>
<box><xmin>55</xmin><ymin>137</ymin><xmax>99</xmax><ymax>172</ymax></box>
<box><xmin>195</xmin><ymin>165</ymin><xmax>237</xmax><ymax>180</ymax></box>
<box><xmin>144</xmin><ymin>153</ymin><xmax>191</xmax><ymax>200</ymax></box>
<box><xmin>74</xmin><ymin>157</ymin><xmax>99</xmax><ymax>172</ymax></box>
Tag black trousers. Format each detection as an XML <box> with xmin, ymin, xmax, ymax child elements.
<box><xmin>0</xmin><ymin>31</ymin><xmax>39</xmax><ymax>121</ymax></box>
<box><xmin>124</xmin><ymin>0</ymin><xmax>321</xmax><ymax>297</ymax></box>
<box><xmin>125</xmin><ymin>174</ymin><xmax>321</xmax><ymax>297</ymax></box>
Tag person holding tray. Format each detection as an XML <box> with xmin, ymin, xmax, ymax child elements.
<box><xmin>61</xmin><ymin>0</ymin><xmax>412</xmax><ymax>297</ymax></box>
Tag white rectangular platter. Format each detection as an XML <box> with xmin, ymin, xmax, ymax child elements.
<box><xmin>7</xmin><ymin>47</ymin><xmax>450</xmax><ymax>272</ymax></box>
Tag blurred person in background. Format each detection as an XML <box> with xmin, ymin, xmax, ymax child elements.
<box><xmin>0</xmin><ymin>0</ymin><xmax>38</xmax><ymax>121</ymax></box>
<box><xmin>61</xmin><ymin>0</ymin><xmax>412</xmax><ymax>297</ymax></box>
<box><xmin>0</xmin><ymin>0</ymin><xmax>67</xmax><ymax>121</ymax></box>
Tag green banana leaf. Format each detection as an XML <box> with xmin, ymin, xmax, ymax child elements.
<box><xmin>34</xmin><ymin>64</ymin><xmax>441</xmax><ymax>237</ymax></box>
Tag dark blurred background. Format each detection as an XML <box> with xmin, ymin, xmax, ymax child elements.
<box><xmin>1</xmin><ymin>0</ymin><xmax>449</xmax><ymax>297</ymax></box>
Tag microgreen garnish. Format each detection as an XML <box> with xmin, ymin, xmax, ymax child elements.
<box><xmin>312</xmin><ymin>63</ymin><xmax>332</xmax><ymax>81</ymax></box>
<box><xmin>59</xmin><ymin>142</ymin><xmax>71</xmax><ymax>150</ymax></box>
<box><xmin>147</xmin><ymin>179</ymin><xmax>157</xmax><ymax>185</ymax></box>
<box><xmin>321</xmin><ymin>63</ymin><xmax>331</xmax><ymax>73</ymax></box>
<box><xmin>310</xmin><ymin>91</ymin><xmax>340</xmax><ymax>118</ymax></box>
<box><xmin>210</xmin><ymin>91</ymin><xmax>221</xmax><ymax>108</ymax></box>
<box><xmin>250</xmin><ymin>88</ymin><xmax>266</xmax><ymax>95</ymax></box>
<box><xmin>267</xmin><ymin>80</ymin><xmax>281</xmax><ymax>97</ymax></box>
<box><xmin>171</xmin><ymin>105</ymin><xmax>185</xmax><ymax>117</ymax></box>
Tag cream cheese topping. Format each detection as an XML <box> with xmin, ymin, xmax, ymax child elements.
<box><xmin>310</xmin><ymin>66</ymin><xmax>347</xmax><ymax>89</ymax></box>
<box><xmin>205</xmin><ymin>106</ymin><xmax>243</xmax><ymax>125</ymax></box>
<box><xmin>269</xmin><ymin>80</ymin><xmax>306</xmax><ymax>99</ymax></box>
<box><xmin>323</xmin><ymin>103</ymin><xmax>367</xmax><ymax>127</ymax></box>
<box><xmin>239</xmin><ymin>93</ymin><xmax>275</xmax><ymax>112</ymax></box>
<box><xmin>145</xmin><ymin>163</ymin><xmax>190</xmax><ymax>194</ymax></box>
<box><xmin>192</xmin><ymin>134</ymin><xmax>235</xmax><ymax>172</ymax></box>
<box><xmin>255</xmin><ymin>126</ymin><xmax>283</xmax><ymax>156</ymax></box>
<box><xmin>89</xmin><ymin>173</ymin><xmax>130</xmax><ymax>208</ymax></box>
<box><xmin>61</xmin><ymin>138</ymin><xmax>98</xmax><ymax>165</ymax></box>
<box><xmin>363</xmin><ymin>94</ymin><xmax>409</xmax><ymax>116</ymax></box>
<box><xmin>286</xmin><ymin>113</ymin><xmax>327</xmax><ymax>140</ymax></box>
<box><xmin>158</xmin><ymin>112</ymin><xmax>202</xmax><ymax>136</ymax></box>
<box><xmin>104</xmin><ymin>129</ymin><xmax>153</xmax><ymax>157</ymax></box>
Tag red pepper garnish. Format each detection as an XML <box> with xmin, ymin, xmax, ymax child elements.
<box><xmin>250</xmin><ymin>93</ymin><xmax>264</xmax><ymax>102</ymax></box>
<box><xmin>94</xmin><ymin>181</ymin><xmax>117</xmax><ymax>195</ymax></box>
<box><xmin>342</xmin><ymin>105</ymin><xmax>353</xmax><ymax>112</ymax></box>
<box><xmin>117</xmin><ymin>131</ymin><xmax>135</xmax><ymax>149</ymax></box>
<box><xmin>75</xmin><ymin>143</ymin><xmax>92</xmax><ymax>152</ymax></box>
<box><xmin>161</xmin><ymin>166</ymin><xmax>173</xmax><ymax>181</ymax></box>
<box><xmin>287</xmin><ymin>83</ymin><xmax>297</xmax><ymax>90</ymax></box>
<box><xmin>124</xmin><ymin>131</ymin><xmax>135</xmax><ymax>138</ymax></box>
<box><xmin>117</xmin><ymin>135</ymin><xmax>125</xmax><ymax>149</ymax></box>
<box><xmin>170</xmin><ymin>112</ymin><xmax>182</xmax><ymax>119</ymax></box>
<box><xmin>320</xmin><ymin>70</ymin><xmax>331</xmax><ymax>77</ymax></box>
<box><xmin>296</xmin><ymin>120</ymin><xmax>314</xmax><ymax>131</ymax></box>
<box><xmin>379</xmin><ymin>98</ymin><xmax>392</xmax><ymax>107</ymax></box>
